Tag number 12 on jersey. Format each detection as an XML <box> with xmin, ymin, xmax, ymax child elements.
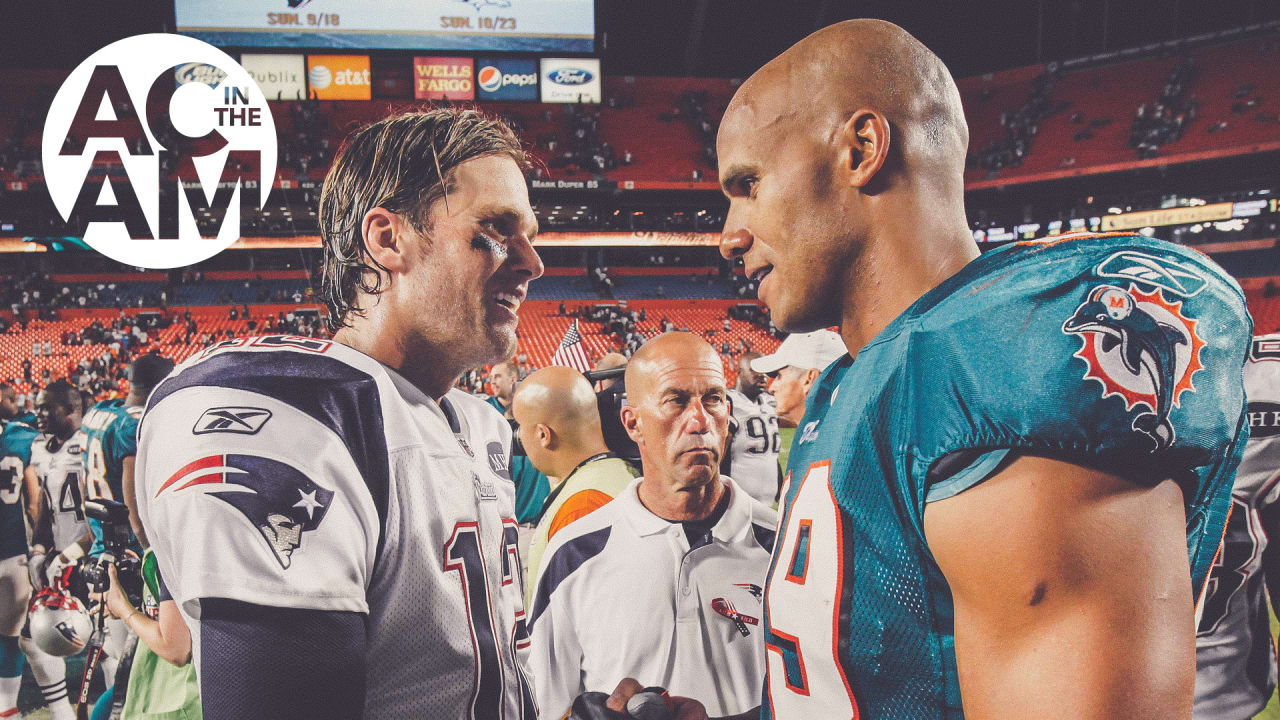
<box><xmin>764</xmin><ymin>460</ymin><xmax>860</xmax><ymax>718</ymax></box>
<box><xmin>444</xmin><ymin>521</ymin><xmax>537</xmax><ymax>720</ymax></box>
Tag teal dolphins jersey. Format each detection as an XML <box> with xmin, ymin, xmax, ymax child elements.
<box><xmin>762</xmin><ymin>233</ymin><xmax>1251</xmax><ymax>719</ymax></box>
<box><xmin>0</xmin><ymin>420</ymin><xmax>38</xmax><ymax>559</ymax></box>
<box><xmin>81</xmin><ymin>399</ymin><xmax>143</xmax><ymax>554</ymax></box>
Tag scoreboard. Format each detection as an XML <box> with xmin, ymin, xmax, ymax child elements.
<box><xmin>175</xmin><ymin>0</ymin><xmax>595</xmax><ymax>53</ymax></box>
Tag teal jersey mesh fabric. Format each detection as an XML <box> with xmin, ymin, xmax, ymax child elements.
<box><xmin>761</xmin><ymin>234</ymin><xmax>1252</xmax><ymax>719</ymax></box>
<box><xmin>0</xmin><ymin>421</ymin><xmax>38</xmax><ymax>559</ymax></box>
<box><xmin>81</xmin><ymin>399</ymin><xmax>143</xmax><ymax>555</ymax></box>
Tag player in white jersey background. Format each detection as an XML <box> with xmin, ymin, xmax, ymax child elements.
<box><xmin>29</xmin><ymin>380</ymin><xmax>91</xmax><ymax>577</ymax></box>
<box><xmin>1195</xmin><ymin>332</ymin><xmax>1280</xmax><ymax>719</ymax></box>
<box><xmin>135</xmin><ymin>108</ymin><xmax>544</xmax><ymax>720</ymax></box>
<box><xmin>24</xmin><ymin>379</ymin><xmax>85</xmax><ymax>720</ymax></box>
<box><xmin>724</xmin><ymin>352</ymin><xmax>782</xmax><ymax>505</ymax></box>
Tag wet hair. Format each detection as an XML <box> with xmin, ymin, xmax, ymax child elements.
<box><xmin>318</xmin><ymin>108</ymin><xmax>531</xmax><ymax>331</ymax></box>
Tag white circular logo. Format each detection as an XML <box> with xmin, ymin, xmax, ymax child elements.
<box><xmin>308</xmin><ymin>65</ymin><xmax>332</xmax><ymax>90</ymax></box>
<box><xmin>43</xmin><ymin>33</ymin><xmax>277</xmax><ymax>268</ymax></box>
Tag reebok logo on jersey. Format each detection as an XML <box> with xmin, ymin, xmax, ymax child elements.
<box><xmin>1095</xmin><ymin>251</ymin><xmax>1208</xmax><ymax>298</ymax></box>
<box><xmin>155</xmin><ymin>454</ymin><xmax>334</xmax><ymax>569</ymax></box>
<box><xmin>193</xmin><ymin>407</ymin><xmax>272</xmax><ymax>435</ymax></box>
<box><xmin>797</xmin><ymin>421</ymin><xmax>820</xmax><ymax>446</ymax></box>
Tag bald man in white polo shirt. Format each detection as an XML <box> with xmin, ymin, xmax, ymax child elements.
<box><xmin>527</xmin><ymin>332</ymin><xmax>777</xmax><ymax>718</ymax></box>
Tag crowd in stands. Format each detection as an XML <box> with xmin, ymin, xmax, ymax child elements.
<box><xmin>671</xmin><ymin>90</ymin><xmax>720</xmax><ymax>180</ymax></box>
<box><xmin>540</xmin><ymin>105</ymin><xmax>621</xmax><ymax>176</ymax></box>
<box><xmin>970</xmin><ymin>72</ymin><xmax>1060</xmax><ymax>175</ymax></box>
<box><xmin>1130</xmin><ymin>56</ymin><xmax>1198</xmax><ymax>159</ymax></box>
<box><xmin>279</xmin><ymin>100</ymin><xmax>333</xmax><ymax>178</ymax></box>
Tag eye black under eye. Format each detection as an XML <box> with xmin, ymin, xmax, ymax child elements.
<box><xmin>471</xmin><ymin>233</ymin><xmax>508</xmax><ymax>260</ymax></box>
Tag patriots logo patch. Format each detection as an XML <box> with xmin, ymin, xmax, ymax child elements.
<box><xmin>1063</xmin><ymin>284</ymin><xmax>1205</xmax><ymax>450</ymax></box>
<box><xmin>156</xmin><ymin>454</ymin><xmax>334</xmax><ymax>569</ymax></box>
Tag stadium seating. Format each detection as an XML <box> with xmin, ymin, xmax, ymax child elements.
<box><xmin>962</xmin><ymin>33</ymin><xmax>1280</xmax><ymax>186</ymax></box>
<box><xmin>3</xmin><ymin>34</ymin><xmax>1274</xmax><ymax>190</ymax></box>
<box><xmin>0</xmin><ymin>300</ymin><xmax>781</xmax><ymax>397</ymax></box>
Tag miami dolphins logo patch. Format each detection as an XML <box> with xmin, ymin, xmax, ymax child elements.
<box><xmin>1063</xmin><ymin>284</ymin><xmax>1205</xmax><ymax>450</ymax></box>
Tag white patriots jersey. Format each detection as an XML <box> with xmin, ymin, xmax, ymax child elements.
<box><xmin>29</xmin><ymin>432</ymin><xmax>89</xmax><ymax>551</ymax></box>
<box><xmin>135</xmin><ymin>335</ymin><xmax>536</xmax><ymax>720</ymax></box>
<box><xmin>1194</xmin><ymin>333</ymin><xmax>1280</xmax><ymax>719</ymax></box>
<box><xmin>726</xmin><ymin>389</ymin><xmax>781</xmax><ymax>505</ymax></box>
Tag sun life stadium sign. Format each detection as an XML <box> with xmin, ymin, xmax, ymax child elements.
<box><xmin>43</xmin><ymin>33</ymin><xmax>277</xmax><ymax>269</ymax></box>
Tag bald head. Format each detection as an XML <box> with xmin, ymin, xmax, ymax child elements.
<box><xmin>624</xmin><ymin>333</ymin><xmax>725</xmax><ymax>409</ymax></box>
<box><xmin>513</xmin><ymin>366</ymin><xmax>601</xmax><ymax>442</ymax></box>
<box><xmin>511</xmin><ymin>366</ymin><xmax>608</xmax><ymax>479</ymax></box>
<box><xmin>723</xmin><ymin>19</ymin><xmax>967</xmax><ymax>182</ymax></box>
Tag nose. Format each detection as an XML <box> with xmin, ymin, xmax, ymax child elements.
<box><xmin>684</xmin><ymin>398</ymin><xmax>711</xmax><ymax>435</ymax></box>
<box><xmin>507</xmin><ymin>233</ymin><xmax>544</xmax><ymax>281</ymax></box>
<box><xmin>720</xmin><ymin>227</ymin><xmax>753</xmax><ymax>262</ymax></box>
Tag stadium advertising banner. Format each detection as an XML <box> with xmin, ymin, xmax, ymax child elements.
<box><xmin>540</xmin><ymin>58</ymin><xmax>601</xmax><ymax>103</ymax></box>
<box><xmin>414</xmin><ymin>57</ymin><xmax>474</xmax><ymax>101</ymax></box>
<box><xmin>307</xmin><ymin>55</ymin><xmax>371</xmax><ymax>100</ymax></box>
<box><xmin>240</xmin><ymin>54</ymin><xmax>306</xmax><ymax>100</ymax></box>
<box><xmin>1101</xmin><ymin>202</ymin><xmax>1234</xmax><ymax>231</ymax></box>
<box><xmin>174</xmin><ymin>0</ymin><xmax>595</xmax><ymax>53</ymax></box>
<box><xmin>475</xmin><ymin>58</ymin><xmax>539</xmax><ymax>101</ymax></box>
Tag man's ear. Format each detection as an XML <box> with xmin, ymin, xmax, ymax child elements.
<box><xmin>362</xmin><ymin>207</ymin><xmax>411</xmax><ymax>273</ymax></box>
<box><xmin>801</xmin><ymin>368</ymin><xmax>822</xmax><ymax>393</ymax></box>
<box><xmin>620</xmin><ymin>405</ymin><xmax>643</xmax><ymax>446</ymax></box>
<box><xmin>536</xmin><ymin>423</ymin><xmax>554</xmax><ymax>451</ymax></box>
<box><xmin>836</xmin><ymin>109</ymin><xmax>891</xmax><ymax>190</ymax></box>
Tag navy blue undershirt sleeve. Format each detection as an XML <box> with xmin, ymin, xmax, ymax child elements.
<box><xmin>199</xmin><ymin>598</ymin><xmax>367</xmax><ymax>720</ymax></box>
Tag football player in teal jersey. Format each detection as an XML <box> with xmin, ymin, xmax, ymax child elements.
<box><xmin>0</xmin><ymin>383</ymin><xmax>36</xmax><ymax>427</ymax></box>
<box><xmin>604</xmin><ymin>19</ymin><xmax>1251</xmax><ymax>720</ymax></box>
<box><xmin>0</xmin><ymin>412</ymin><xmax>43</xmax><ymax>716</ymax></box>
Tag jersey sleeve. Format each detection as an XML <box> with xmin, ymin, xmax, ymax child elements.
<box><xmin>108</xmin><ymin>408</ymin><xmax>141</xmax><ymax>461</ymax></box>
<box><xmin>2</xmin><ymin>425</ymin><xmax>37</xmax><ymax>467</ymax></box>
<box><xmin>137</xmin><ymin>382</ymin><xmax>382</xmax><ymax>617</ymax></box>
<box><xmin>906</xmin><ymin>240</ymin><xmax>1251</xmax><ymax>512</ymax></box>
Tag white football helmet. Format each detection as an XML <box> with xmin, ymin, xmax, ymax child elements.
<box><xmin>29</xmin><ymin>586</ymin><xmax>92</xmax><ymax>657</ymax></box>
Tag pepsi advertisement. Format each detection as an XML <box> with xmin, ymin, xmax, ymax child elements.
<box><xmin>475</xmin><ymin>58</ymin><xmax>539</xmax><ymax>101</ymax></box>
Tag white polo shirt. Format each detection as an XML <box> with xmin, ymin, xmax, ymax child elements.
<box><xmin>527</xmin><ymin>476</ymin><xmax>778</xmax><ymax>717</ymax></box>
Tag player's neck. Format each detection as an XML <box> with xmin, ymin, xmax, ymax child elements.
<box><xmin>333</xmin><ymin>325</ymin><xmax>460</xmax><ymax>400</ymax></box>
<box><xmin>841</xmin><ymin>214</ymin><xmax>978</xmax><ymax>355</ymax></box>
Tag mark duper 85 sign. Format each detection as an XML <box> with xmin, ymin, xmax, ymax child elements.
<box><xmin>42</xmin><ymin>33</ymin><xmax>277</xmax><ymax>269</ymax></box>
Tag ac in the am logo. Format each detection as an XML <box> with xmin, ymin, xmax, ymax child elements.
<box><xmin>42</xmin><ymin>33</ymin><xmax>277</xmax><ymax>269</ymax></box>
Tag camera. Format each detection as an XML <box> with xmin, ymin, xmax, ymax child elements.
<box><xmin>81</xmin><ymin>499</ymin><xmax>143</xmax><ymax>608</ymax></box>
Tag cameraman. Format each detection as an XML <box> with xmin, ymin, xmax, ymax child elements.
<box><xmin>94</xmin><ymin>551</ymin><xmax>199</xmax><ymax>719</ymax></box>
